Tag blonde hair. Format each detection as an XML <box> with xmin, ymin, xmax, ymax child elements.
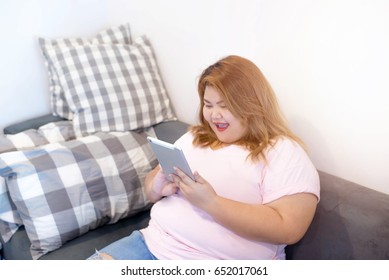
<box><xmin>191</xmin><ymin>55</ymin><xmax>305</xmax><ymax>162</ymax></box>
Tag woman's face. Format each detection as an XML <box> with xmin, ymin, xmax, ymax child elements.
<box><xmin>203</xmin><ymin>86</ymin><xmax>247</xmax><ymax>144</ymax></box>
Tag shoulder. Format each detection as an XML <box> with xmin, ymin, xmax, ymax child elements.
<box><xmin>266</xmin><ymin>137</ymin><xmax>310</xmax><ymax>166</ymax></box>
<box><xmin>264</xmin><ymin>137</ymin><xmax>319</xmax><ymax>186</ymax></box>
<box><xmin>261</xmin><ymin>137</ymin><xmax>320</xmax><ymax>203</ymax></box>
<box><xmin>174</xmin><ymin>131</ymin><xmax>194</xmax><ymax>147</ymax></box>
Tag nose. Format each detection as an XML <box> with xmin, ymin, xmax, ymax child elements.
<box><xmin>211</xmin><ymin>108</ymin><xmax>222</xmax><ymax>119</ymax></box>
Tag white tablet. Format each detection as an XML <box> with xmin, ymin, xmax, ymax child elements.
<box><xmin>147</xmin><ymin>136</ymin><xmax>195</xmax><ymax>181</ymax></box>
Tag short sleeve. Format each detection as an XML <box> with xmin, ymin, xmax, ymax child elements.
<box><xmin>261</xmin><ymin>138</ymin><xmax>320</xmax><ymax>204</ymax></box>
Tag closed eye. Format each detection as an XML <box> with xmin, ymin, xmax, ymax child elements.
<box><xmin>204</xmin><ymin>99</ymin><xmax>226</xmax><ymax>109</ymax></box>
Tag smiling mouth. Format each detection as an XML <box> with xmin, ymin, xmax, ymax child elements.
<box><xmin>214</xmin><ymin>122</ymin><xmax>229</xmax><ymax>132</ymax></box>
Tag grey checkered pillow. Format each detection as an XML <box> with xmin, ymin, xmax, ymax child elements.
<box><xmin>42</xmin><ymin>36</ymin><xmax>176</xmax><ymax>137</ymax></box>
<box><xmin>39</xmin><ymin>23</ymin><xmax>132</xmax><ymax>120</ymax></box>
<box><xmin>0</xmin><ymin>130</ymin><xmax>45</xmax><ymax>244</ymax></box>
<box><xmin>0</xmin><ymin>131</ymin><xmax>156</xmax><ymax>259</ymax></box>
<box><xmin>0</xmin><ymin>121</ymin><xmax>75</xmax><ymax>244</ymax></box>
<box><xmin>0</xmin><ymin>177</ymin><xmax>23</xmax><ymax>244</ymax></box>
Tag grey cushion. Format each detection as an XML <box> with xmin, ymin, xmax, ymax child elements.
<box><xmin>3</xmin><ymin>115</ymin><xmax>65</xmax><ymax>134</ymax></box>
<box><xmin>153</xmin><ymin>120</ymin><xmax>189</xmax><ymax>143</ymax></box>
<box><xmin>286</xmin><ymin>171</ymin><xmax>389</xmax><ymax>260</ymax></box>
<box><xmin>39</xmin><ymin>23</ymin><xmax>132</xmax><ymax>120</ymax></box>
<box><xmin>41</xmin><ymin>36</ymin><xmax>176</xmax><ymax>136</ymax></box>
<box><xmin>1</xmin><ymin>210</ymin><xmax>150</xmax><ymax>260</ymax></box>
<box><xmin>0</xmin><ymin>131</ymin><xmax>155</xmax><ymax>259</ymax></box>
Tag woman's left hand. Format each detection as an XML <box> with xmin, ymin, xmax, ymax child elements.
<box><xmin>171</xmin><ymin>168</ymin><xmax>217</xmax><ymax>211</ymax></box>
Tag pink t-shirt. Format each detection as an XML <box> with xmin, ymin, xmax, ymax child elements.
<box><xmin>141</xmin><ymin>132</ymin><xmax>320</xmax><ymax>259</ymax></box>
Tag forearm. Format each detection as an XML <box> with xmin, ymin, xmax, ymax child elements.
<box><xmin>144</xmin><ymin>166</ymin><xmax>163</xmax><ymax>203</ymax></box>
<box><xmin>205</xmin><ymin>197</ymin><xmax>287</xmax><ymax>244</ymax></box>
<box><xmin>204</xmin><ymin>193</ymin><xmax>317</xmax><ymax>245</ymax></box>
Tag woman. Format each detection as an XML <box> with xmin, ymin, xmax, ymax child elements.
<box><xmin>89</xmin><ymin>55</ymin><xmax>320</xmax><ymax>260</ymax></box>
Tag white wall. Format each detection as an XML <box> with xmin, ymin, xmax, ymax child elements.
<box><xmin>1</xmin><ymin>0</ymin><xmax>388</xmax><ymax>195</ymax></box>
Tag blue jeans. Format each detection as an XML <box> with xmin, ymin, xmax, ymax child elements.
<box><xmin>87</xmin><ymin>230</ymin><xmax>157</xmax><ymax>260</ymax></box>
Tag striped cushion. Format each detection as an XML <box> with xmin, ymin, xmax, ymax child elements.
<box><xmin>41</xmin><ymin>36</ymin><xmax>176</xmax><ymax>137</ymax></box>
<box><xmin>39</xmin><ymin>23</ymin><xmax>132</xmax><ymax>120</ymax></box>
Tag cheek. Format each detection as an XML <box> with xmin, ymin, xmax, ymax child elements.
<box><xmin>202</xmin><ymin>108</ymin><xmax>211</xmax><ymax>122</ymax></box>
<box><xmin>222</xmin><ymin>111</ymin><xmax>236</xmax><ymax>124</ymax></box>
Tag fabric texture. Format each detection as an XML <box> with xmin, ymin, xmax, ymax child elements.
<box><xmin>0</xmin><ymin>131</ymin><xmax>156</xmax><ymax>259</ymax></box>
<box><xmin>286</xmin><ymin>171</ymin><xmax>389</xmax><ymax>260</ymax></box>
<box><xmin>41</xmin><ymin>35</ymin><xmax>176</xmax><ymax>137</ymax></box>
<box><xmin>0</xmin><ymin>179</ymin><xmax>22</xmax><ymax>246</ymax></box>
<box><xmin>39</xmin><ymin>23</ymin><xmax>132</xmax><ymax>120</ymax></box>
<box><xmin>0</xmin><ymin>121</ymin><xmax>75</xmax><ymax>154</ymax></box>
<box><xmin>87</xmin><ymin>230</ymin><xmax>157</xmax><ymax>260</ymax></box>
<box><xmin>0</xmin><ymin>121</ymin><xmax>76</xmax><ymax>243</ymax></box>
<box><xmin>3</xmin><ymin>114</ymin><xmax>65</xmax><ymax>135</ymax></box>
<box><xmin>142</xmin><ymin>132</ymin><xmax>320</xmax><ymax>259</ymax></box>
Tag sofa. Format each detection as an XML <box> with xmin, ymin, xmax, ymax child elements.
<box><xmin>1</xmin><ymin>114</ymin><xmax>389</xmax><ymax>260</ymax></box>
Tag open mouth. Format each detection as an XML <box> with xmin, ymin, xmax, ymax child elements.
<box><xmin>213</xmin><ymin>122</ymin><xmax>229</xmax><ymax>132</ymax></box>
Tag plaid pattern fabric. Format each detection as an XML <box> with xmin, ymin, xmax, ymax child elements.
<box><xmin>0</xmin><ymin>121</ymin><xmax>75</xmax><ymax>154</ymax></box>
<box><xmin>42</xmin><ymin>35</ymin><xmax>176</xmax><ymax>137</ymax></box>
<box><xmin>0</xmin><ymin>120</ymin><xmax>76</xmax><ymax>245</ymax></box>
<box><xmin>0</xmin><ymin>178</ymin><xmax>22</xmax><ymax>245</ymax></box>
<box><xmin>0</xmin><ymin>130</ymin><xmax>48</xmax><ymax>154</ymax></box>
<box><xmin>39</xmin><ymin>23</ymin><xmax>132</xmax><ymax>120</ymax></box>
<box><xmin>0</xmin><ymin>131</ymin><xmax>156</xmax><ymax>259</ymax></box>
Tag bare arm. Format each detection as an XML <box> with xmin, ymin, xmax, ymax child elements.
<box><xmin>173</xmin><ymin>168</ymin><xmax>318</xmax><ymax>244</ymax></box>
<box><xmin>204</xmin><ymin>192</ymin><xmax>317</xmax><ymax>244</ymax></box>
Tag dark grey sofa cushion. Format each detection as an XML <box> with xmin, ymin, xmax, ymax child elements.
<box><xmin>1</xmin><ymin>210</ymin><xmax>151</xmax><ymax>260</ymax></box>
<box><xmin>3</xmin><ymin>115</ymin><xmax>65</xmax><ymax>134</ymax></box>
<box><xmin>286</xmin><ymin>171</ymin><xmax>389</xmax><ymax>260</ymax></box>
<box><xmin>153</xmin><ymin>120</ymin><xmax>189</xmax><ymax>143</ymax></box>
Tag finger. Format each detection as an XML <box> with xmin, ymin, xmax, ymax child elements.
<box><xmin>193</xmin><ymin>171</ymin><xmax>206</xmax><ymax>184</ymax></box>
<box><xmin>161</xmin><ymin>182</ymin><xmax>178</xmax><ymax>196</ymax></box>
<box><xmin>170</xmin><ymin>173</ymin><xmax>182</xmax><ymax>187</ymax></box>
<box><xmin>173</xmin><ymin>167</ymin><xmax>185</xmax><ymax>178</ymax></box>
<box><xmin>174</xmin><ymin>167</ymin><xmax>193</xmax><ymax>184</ymax></box>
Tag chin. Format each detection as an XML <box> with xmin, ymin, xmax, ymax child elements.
<box><xmin>212</xmin><ymin>128</ymin><xmax>240</xmax><ymax>144</ymax></box>
<box><xmin>215</xmin><ymin>134</ymin><xmax>234</xmax><ymax>144</ymax></box>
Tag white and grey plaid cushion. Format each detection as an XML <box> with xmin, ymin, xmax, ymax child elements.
<box><xmin>0</xmin><ymin>121</ymin><xmax>76</xmax><ymax>244</ymax></box>
<box><xmin>0</xmin><ymin>178</ymin><xmax>22</xmax><ymax>245</ymax></box>
<box><xmin>0</xmin><ymin>131</ymin><xmax>156</xmax><ymax>259</ymax></box>
<box><xmin>42</xmin><ymin>36</ymin><xmax>176</xmax><ymax>137</ymax></box>
<box><xmin>39</xmin><ymin>23</ymin><xmax>132</xmax><ymax>120</ymax></box>
<box><xmin>0</xmin><ymin>129</ymin><xmax>49</xmax><ymax>244</ymax></box>
<box><xmin>0</xmin><ymin>121</ymin><xmax>75</xmax><ymax>154</ymax></box>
